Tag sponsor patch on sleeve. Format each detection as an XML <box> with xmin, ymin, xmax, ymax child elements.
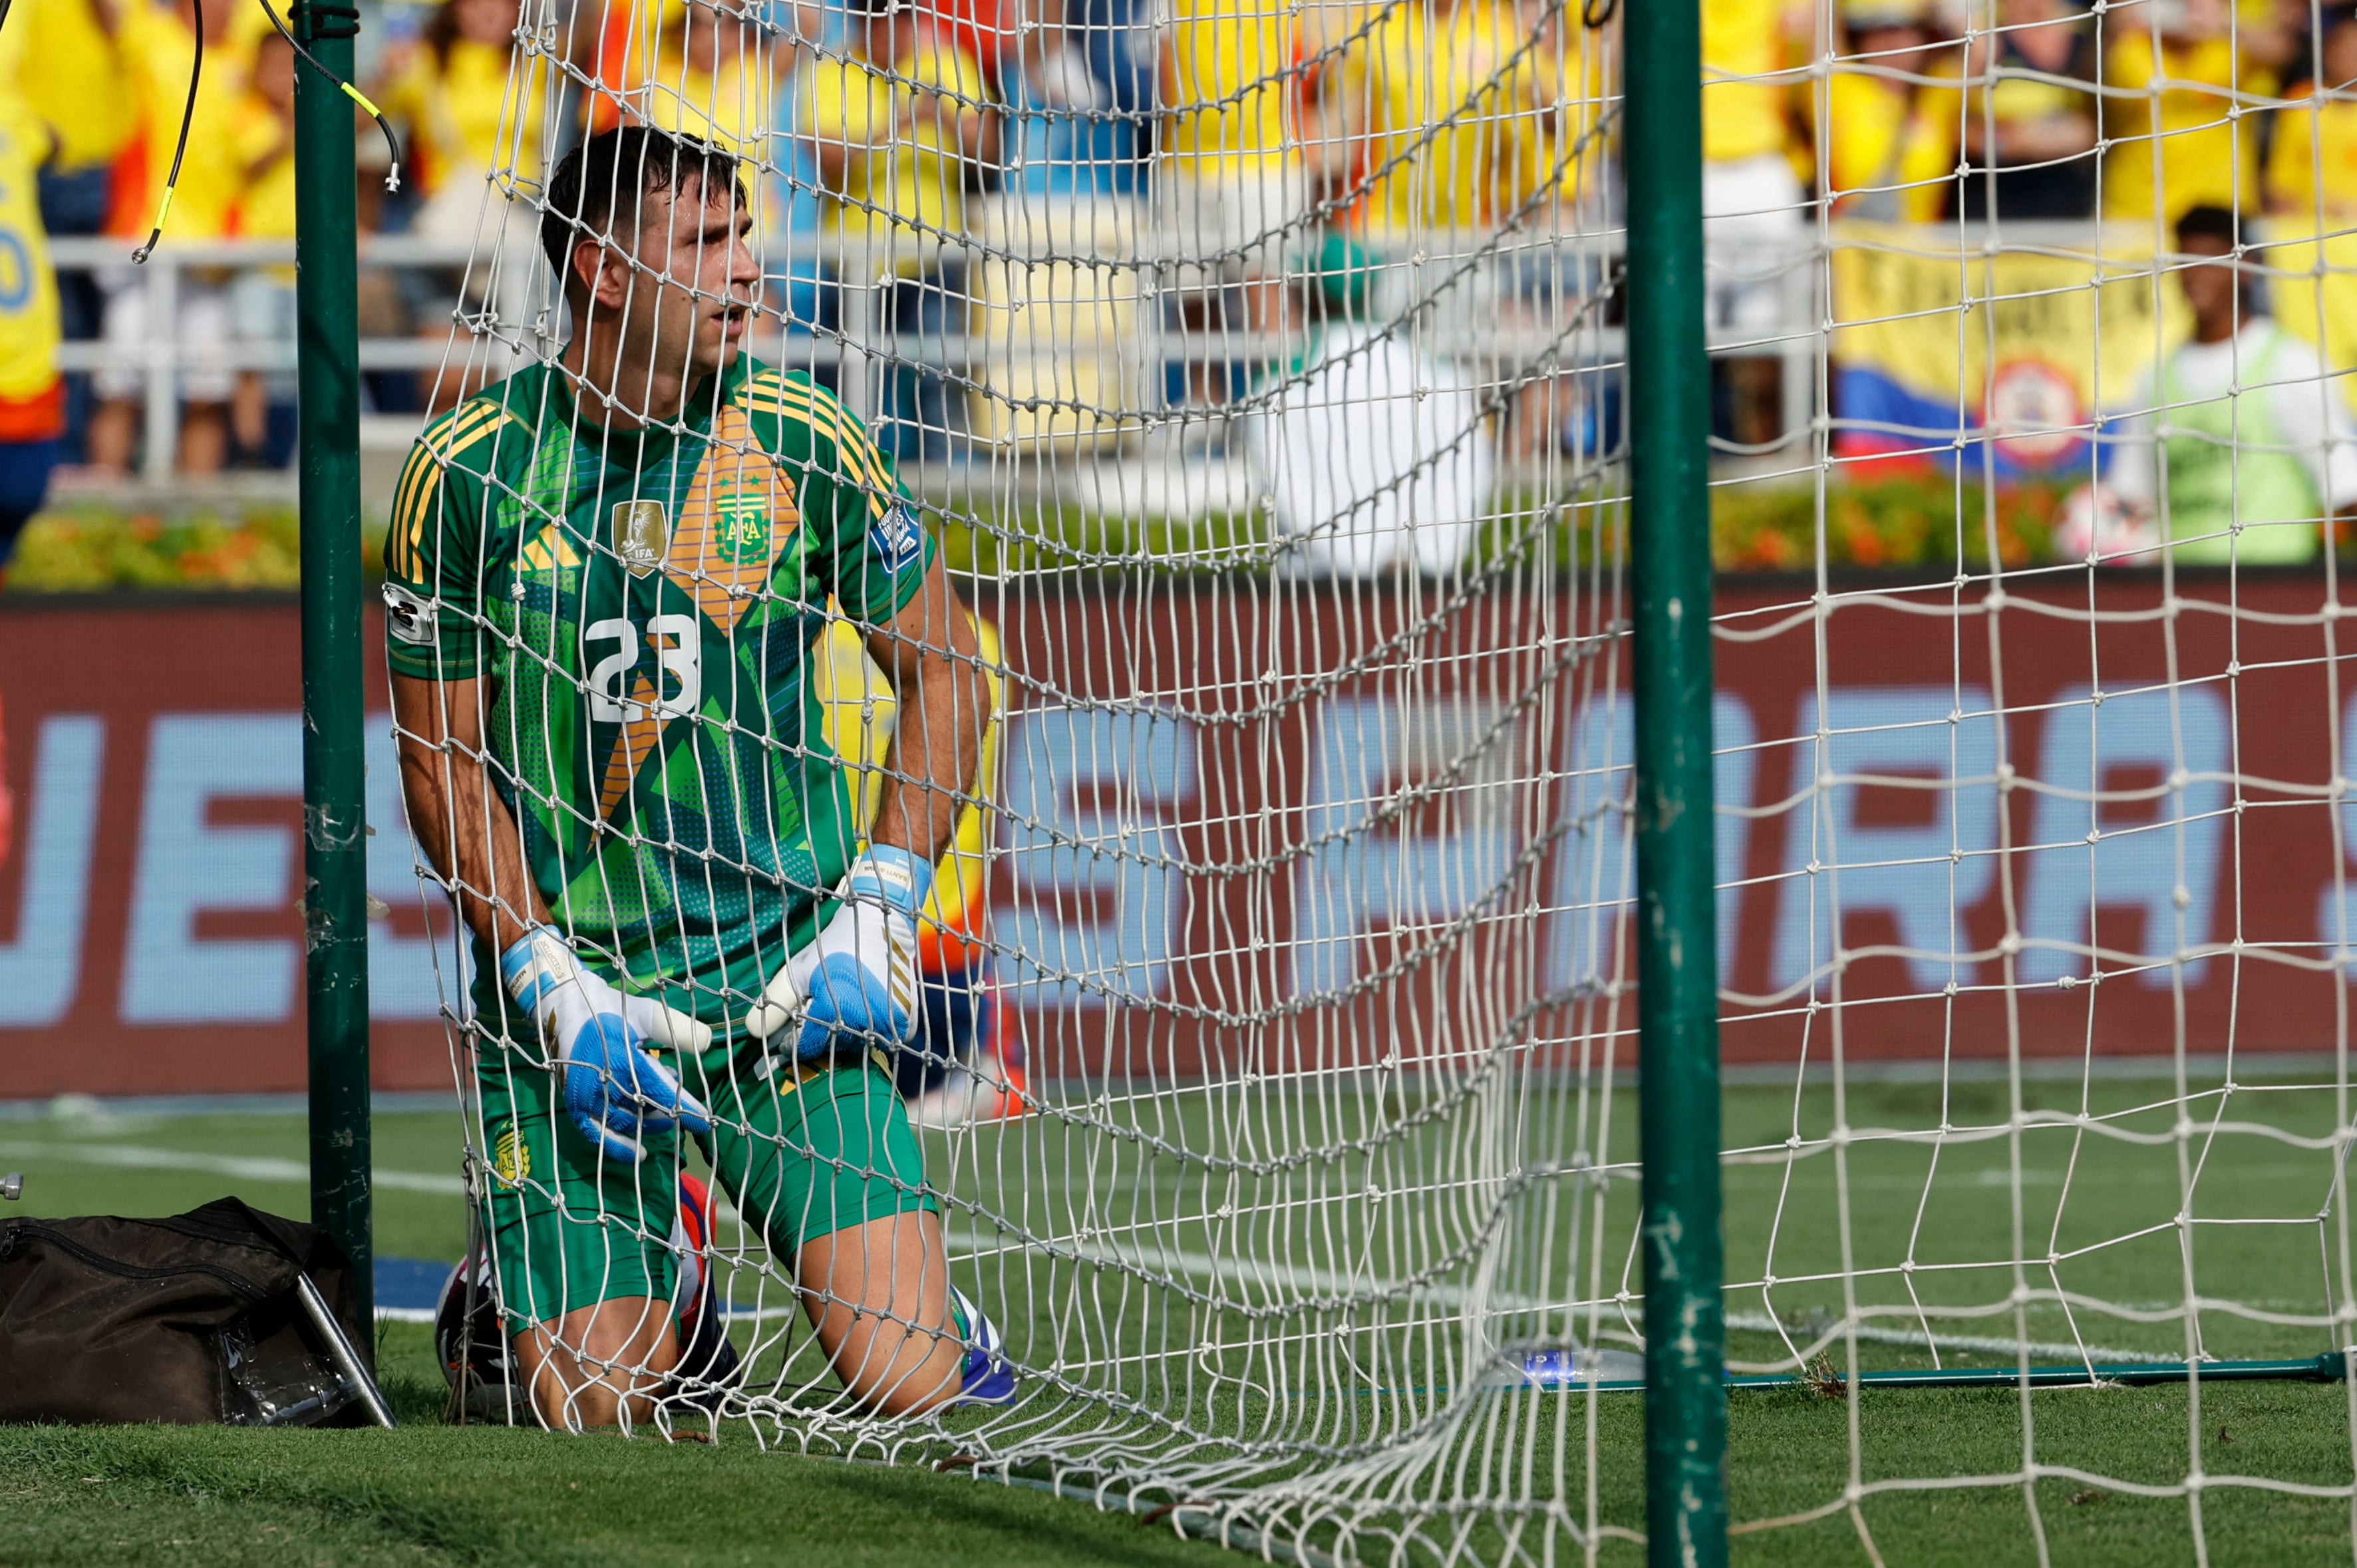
<box><xmin>382</xmin><ymin>581</ymin><xmax>437</xmax><ymax>646</ymax></box>
<box><xmin>867</xmin><ymin>502</ymin><xmax>927</xmax><ymax>575</ymax></box>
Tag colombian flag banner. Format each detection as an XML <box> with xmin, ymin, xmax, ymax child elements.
<box><xmin>1830</xmin><ymin>224</ymin><xmax>2186</xmax><ymax>479</ymax></box>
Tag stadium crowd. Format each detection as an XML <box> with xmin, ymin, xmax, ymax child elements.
<box><xmin>0</xmin><ymin>0</ymin><xmax>2350</xmax><ymax>483</ymax></box>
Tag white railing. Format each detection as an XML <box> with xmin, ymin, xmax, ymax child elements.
<box><xmin>45</xmin><ymin>222</ymin><xmax>1853</xmax><ymax>499</ymax></box>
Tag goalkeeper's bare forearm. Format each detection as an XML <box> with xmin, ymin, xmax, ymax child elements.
<box><xmin>389</xmin><ymin>673</ymin><xmax>550</xmax><ymax>956</ymax></box>
<box><xmin>862</xmin><ymin>555</ymin><xmax>991</xmax><ymax>866</ymax></box>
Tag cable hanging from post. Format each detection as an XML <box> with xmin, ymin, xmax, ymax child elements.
<box><xmin>258</xmin><ymin>0</ymin><xmax>402</xmax><ymax>193</ymax></box>
<box><xmin>130</xmin><ymin>0</ymin><xmax>403</xmax><ymax>265</ymax></box>
<box><xmin>130</xmin><ymin>0</ymin><xmax>206</xmax><ymax>262</ymax></box>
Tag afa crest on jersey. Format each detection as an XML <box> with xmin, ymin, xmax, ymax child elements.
<box><xmin>713</xmin><ymin>486</ymin><xmax>772</xmax><ymax>565</ymax></box>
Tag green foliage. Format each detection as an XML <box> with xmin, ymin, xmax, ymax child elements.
<box><xmin>0</xmin><ymin>479</ymin><xmax>2092</xmax><ymax>595</ymax></box>
<box><xmin>1</xmin><ymin>506</ymin><xmax>390</xmax><ymax>593</ymax></box>
<box><xmin>1711</xmin><ymin>476</ymin><xmax>2064</xmax><ymax>574</ymax></box>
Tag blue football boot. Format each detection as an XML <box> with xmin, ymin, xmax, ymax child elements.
<box><xmin>949</xmin><ymin>1285</ymin><xmax>1018</xmax><ymax>1406</ymax></box>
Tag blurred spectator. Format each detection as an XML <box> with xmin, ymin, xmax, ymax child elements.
<box><xmin>13</xmin><ymin>0</ymin><xmax>130</xmax><ymax>230</ymax></box>
<box><xmin>1704</xmin><ymin>0</ymin><xmax>1807</xmax><ymax>448</ymax></box>
<box><xmin>927</xmin><ymin>0</ymin><xmax>1017</xmax><ymax>94</ymax></box>
<box><xmin>1158</xmin><ymin>0</ymin><xmax>1303</xmax><ymax>297</ymax></box>
<box><xmin>385</xmin><ymin>0</ymin><xmax>544</xmax><ymax>406</ymax></box>
<box><xmin>806</xmin><ymin>0</ymin><xmax>995</xmax><ymax>256</ymax></box>
<box><xmin>14</xmin><ymin>0</ymin><xmax>133</xmax><ymax>398</ymax></box>
<box><xmin>1246</xmin><ymin>233</ymin><xmax>1492</xmax><ymax>577</ymax></box>
<box><xmin>1068</xmin><ymin>0</ymin><xmax>1155</xmax><ymax>180</ymax></box>
<box><xmin>86</xmin><ymin>0</ymin><xmax>257</xmax><ymax>475</ymax></box>
<box><xmin>2102</xmin><ymin>0</ymin><xmax>2285</xmax><ymax>224</ymax></box>
<box><xmin>383</xmin><ymin>0</ymin><xmax>544</xmax><ymax>236</ymax></box>
<box><xmin>1003</xmin><ymin>0</ymin><xmax>1140</xmax><ymax>200</ymax></box>
<box><xmin>1346</xmin><ymin>0</ymin><xmax>1574</xmax><ymax>239</ymax></box>
<box><xmin>806</xmin><ymin>0</ymin><xmax>995</xmax><ymax>458</ymax></box>
<box><xmin>229</xmin><ymin>29</ymin><xmax>295</xmax><ymax>464</ymax></box>
<box><xmin>0</xmin><ymin>72</ymin><xmax>64</xmax><ymax>583</ymax></box>
<box><xmin>640</xmin><ymin>0</ymin><xmax>772</xmax><ymax>158</ymax></box>
<box><xmin>1957</xmin><ymin>0</ymin><xmax>2098</xmax><ymax>219</ymax></box>
<box><xmin>2265</xmin><ymin>4</ymin><xmax>2357</xmax><ymax>226</ymax></box>
<box><xmin>1824</xmin><ymin>1</ymin><xmax>1958</xmax><ymax>224</ymax></box>
<box><xmin>754</xmin><ymin>4</ymin><xmax>832</xmax><ymax>335</ymax></box>
<box><xmin>2101</xmin><ymin>204</ymin><xmax>2357</xmax><ymax>563</ymax></box>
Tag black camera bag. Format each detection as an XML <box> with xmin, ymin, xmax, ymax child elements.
<box><xmin>0</xmin><ymin>1196</ymin><xmax>375</xmax><ymax>1426</ymax></box>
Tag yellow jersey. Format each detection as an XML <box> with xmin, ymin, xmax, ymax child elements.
<box><xmin>1162</xmin><ymin>0</ymin><xmax>1296</xmax><ymax>177</ymax></box>
<box><xmin>2266</xmin><ymin>89</ymin><xmax>2357</xmax><ymax>226</ymax></box>
<box><xmin>1353</xmin><ymin>0</ymin><xmax>1566</xmax><ymax>235</ymax></box>
<box><xmin>2102</xmin><ymin>31</ymin><xmax>2258</xmax><ymax>222</ymax></box>
<box><xmin>803</xmin><ymin>39</ymin><xmax>987</xmax><ymax>261</ymax></box>
<box><xmin>643</xmin><ymin>47</ymin><xmax>773</xmax><ymax>162</ymax></box>
<box><xmin>812</xmin><ymin>610</ymin><xmax>1006</xmax><ymax>973</ymax></box>
<box><xmin>1702</xmin><ymin>0</ymin><xmax>1790</xmax><ymax>166</ymax></box>
<box><xmin>231</xmin><ymin>92</ymin><xmax>295</xmax><ymax>285</ymax></box>
<box><xmin>384</xmin><ymin>38</ymin><xmax>544</xmax><ymax>200</ymax></box>
<box><xmin>11</xmin><ymin>0</ymin><xmax>132</xmax><ymax>172</ymax></box>
<box><xmin>113</xmin><ymin>1</ymin><xmax>257</xmax><ymax>241</ymax></box>
<box><xmin>0</xmin><ymin>90</ymin><xmax>61</xmax><ymax>422</ymax></box>
<box><xmin>1823</xmin><ymin>69</ymin><xmax>1957</xmax><ymax>224</ymax></box>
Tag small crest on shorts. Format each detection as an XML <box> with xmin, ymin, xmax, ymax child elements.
<box><xmin>491</xmin><ymin>1126</ymin><xmax>530</xmax><ymax>1188</ymax></box>
<box><xmin>611</xmin><ymin>500</ymin><xmax>669</xmax><ymax>577</ymax></box>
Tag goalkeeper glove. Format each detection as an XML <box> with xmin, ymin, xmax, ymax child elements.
<box><xmin>500</xmin><ymin>925</ymin><xmax>714</xmax><ymax>1164</ymax></box>
<box><xmin>742</xmin><ymin>844</ymin><xmax>932</xmax><ymax>1064</ymax></box>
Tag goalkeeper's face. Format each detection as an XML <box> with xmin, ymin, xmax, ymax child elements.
<box><xmin>609</xmin><ymin>173</ymin><xmax>759</xmax><ymax>385</ymax></box>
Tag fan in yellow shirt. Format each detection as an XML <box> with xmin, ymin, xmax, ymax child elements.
<box><xmin>381</xmin><ymin>0</ymin><xmax>546</xmax><ymax>236</ymax></box>
<box><xmin>226</xmin><ymin>29</ymin><xmax>296</xmax><ymax>465</ymax></box>
<box><xmin>639</xmin><ymin>1</ymin><xmax>773</xmax><ymax>162</ymax></box>
<box><xmin>2102</xmin><ymin>0</ymin><xmax>2266</xmax><ymax>224</ymax></box>
<box><xmin>86</xmin><ymin>0</ymin><xmax>258</xmax><ymax>475</ymax></box>
<box><xmin>2265</xmin><ymin>9</ymin><xmax>2357</xmax><ymax>228</ymax></box>
<box><xmin>1347</xmin><ymin>0</ymin><xmax>1581</xmax><ymax>239</ymax></box>
<box><xmin>805</xmin><ymin>0</ymin><xmax>993</xmax><ymax>264</ymax></box>
<box><xmin>1704</xmin><ymin>0</ymin><xmax>1806</xmax><ymax>449</ymax></box>
<box><xmin>1705</xmin><ymin>0</ymin><xmax>1798</xmax><ymax>168</ymax></box>
<box><xmin>0</xmin><ymin>79</ymin><xmax>64</xmax><ymax>585</ymax></box>
<box><xmin>1824</xmin><ymin>5</ymin><xmax>1959</xmax><ymax>223</ymax></box>
<box><xmin>10</xmin><ymin>0</ymin><xmax>135</xmax><ymax>217</ymax></box>
<box><xmin>382</xmin><ymin>0</ymin><xmax>548</xmax><ymax>408</ymax></box>
<box><xmin>1159</xmin><ymin>0</ymin><xmax>1305</xmax><ymax>284</ymax></box>
<box><xmin>805</xmin><ymin>0</ymin><xmax>992</xmax><ymax>459</ymax></box>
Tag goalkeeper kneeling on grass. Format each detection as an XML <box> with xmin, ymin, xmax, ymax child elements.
<box><xmin>384</xmin><ymin>124</ymin><xmax>1009</xmax><ymax>1430</ymax></box>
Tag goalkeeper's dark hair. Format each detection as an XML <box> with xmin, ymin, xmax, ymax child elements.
<box><xmin>540</xmin><ymin>126</ymin><xmax>744</xmax><ymax>293</ymax></box>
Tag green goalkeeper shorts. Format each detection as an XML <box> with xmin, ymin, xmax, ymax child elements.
<box><xmin>476</xmin><ymin>1046</ymin><xmax>939</xmax><ymax>1331</ymax></box>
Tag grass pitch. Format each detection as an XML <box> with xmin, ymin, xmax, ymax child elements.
<box><xmin>2</xmin><ymin>1081</ymin><xmax>2352</xmax><ymax>1567</ymax></box>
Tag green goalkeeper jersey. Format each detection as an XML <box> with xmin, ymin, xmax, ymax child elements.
<box><xmin>380</xmin><ymin>355</ymin><xmax>937</xmax><ymax>1033</ymax></box>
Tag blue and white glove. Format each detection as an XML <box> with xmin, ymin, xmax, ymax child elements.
<box><xmin>500</xmin><ymin>925</ymin><xmax>714</xmax><ymax>1164</ymax></box>
<box><xmin>741</xmin><ymin>845</ymin><xmax>932</xmax><ymax>1064</ymax></box>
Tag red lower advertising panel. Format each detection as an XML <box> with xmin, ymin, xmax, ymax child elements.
<box><xmin>0</xmin><ymin>577</ymin><xmax>2348</xmax><ymax>1097</ymax></box>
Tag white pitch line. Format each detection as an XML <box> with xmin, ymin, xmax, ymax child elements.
<box><xmin>0</xmin><ymin>1140</ymin><xmax>466</xmax><ymax>1195</ymax></box>
<box><xmin>9</xmin><ymin>1150</ymin><xmax>2204</xmax><ymax>1366</ymax></box>
<box><xmin>1724</xmin><ymin>1311</ymin><xmax>2181</xmax><ymax>1366</ymax></box>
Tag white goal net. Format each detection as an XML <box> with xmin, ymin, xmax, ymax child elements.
<box><xmin>383</xmin><ymin>0</ymin><xmax>2357</xmax><ymax>1559</ymax></box>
